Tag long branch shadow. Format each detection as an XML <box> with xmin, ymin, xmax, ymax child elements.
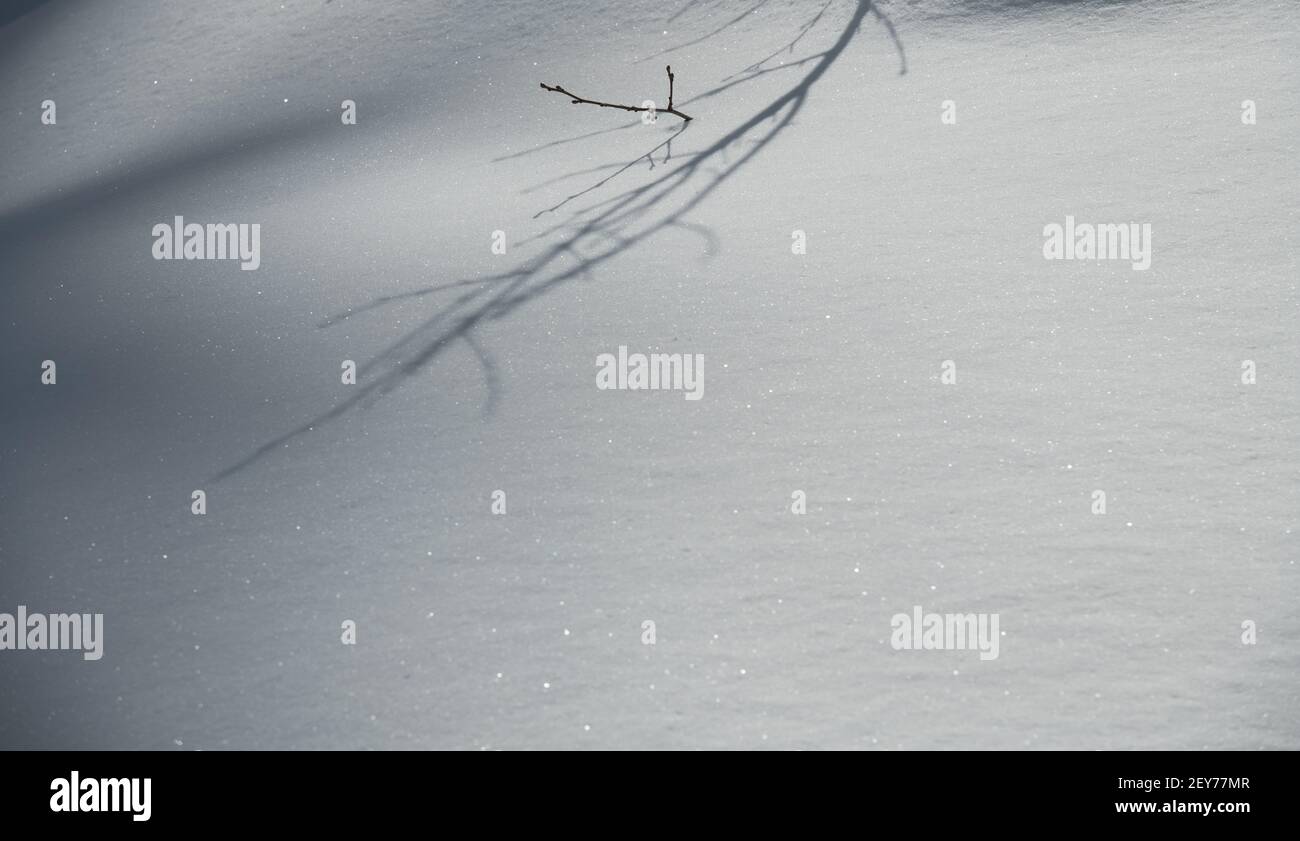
<box><xmin>215</xmin><ymin>0</ymin><xmax>901</xmax><ymax>481</ymax></box>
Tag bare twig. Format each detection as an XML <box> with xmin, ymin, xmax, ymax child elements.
<box><xmin>540</xmin><ymin>65</ymin><xmax>693</xmax><ymax>122</ymax></box>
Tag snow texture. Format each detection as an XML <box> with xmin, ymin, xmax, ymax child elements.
<box><xmin>0</xmin><ymin>0</ymin><xmax>1296</xmax><ymax>749</ymax></box>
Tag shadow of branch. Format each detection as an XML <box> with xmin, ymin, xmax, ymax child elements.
<box><xmin>214</xmin><ymin>0</ymin><xmax>899</xmax><ymax>481</ymax></box>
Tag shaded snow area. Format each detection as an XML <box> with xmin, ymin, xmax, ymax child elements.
<box><xmin>1</xmin><ymin>0</ymin><xmax>1296</xmax><ymax>749</ymax></box>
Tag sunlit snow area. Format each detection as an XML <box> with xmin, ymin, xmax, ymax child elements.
<box><xmin>1</xmin><ymin>0</ymin><xmax>1296</xmax><ymax>748</ymax></box>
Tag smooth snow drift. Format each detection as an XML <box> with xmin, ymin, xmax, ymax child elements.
<box><xmin>1</xmin><ymin>0</ymin><xmax>1296</xmax><ymax>748</ymax></box>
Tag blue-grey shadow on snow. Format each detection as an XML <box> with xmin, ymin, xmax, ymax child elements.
<box><xmin>0</xmin><ymin>0</ymin><xmax>62</xmax><ymax>27</ymax></box>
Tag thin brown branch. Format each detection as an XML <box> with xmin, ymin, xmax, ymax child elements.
<box><xmin>540</xmin><ymin>65</ymin><xmax>693</xmax><ymax>122</ymax></box>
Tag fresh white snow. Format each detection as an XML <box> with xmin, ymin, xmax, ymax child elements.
<box><xmin>0</xmin><ymin>0</ymin><xmax>1296</xmax><ymax>748</ymax></box>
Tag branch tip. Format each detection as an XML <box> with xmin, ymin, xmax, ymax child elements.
<box><xmin>538</xmin><ymin>68</ymin><xmax>693</xmax><ymax>122</ymax></box>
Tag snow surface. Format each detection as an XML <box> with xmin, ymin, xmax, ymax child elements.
<box><xmin>0</xmin><ymin>0</ymin><xmax>1297</xmax><ymax>749</ymax></box>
